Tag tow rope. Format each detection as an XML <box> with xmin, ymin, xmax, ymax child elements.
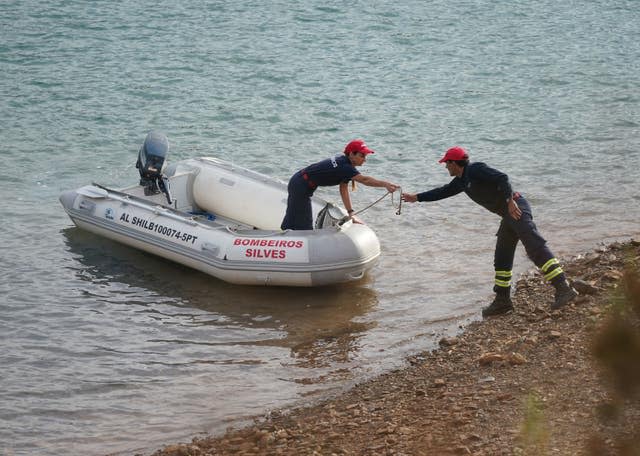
<box><xmin>339</xmin><ymin>188</ymin><xmax>402</xmax><ymax>225</ymax></box>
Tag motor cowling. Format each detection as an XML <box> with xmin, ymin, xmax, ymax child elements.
<box><xmin>136</xmin><ymin>131</ymin><xmax>172</xmax><ymax>204</ymax></box>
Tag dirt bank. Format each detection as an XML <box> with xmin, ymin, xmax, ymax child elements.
<box><xmin>149</xmin><ymin>240</ymin><xmax>640</xmax><ymax>456</ymax></box>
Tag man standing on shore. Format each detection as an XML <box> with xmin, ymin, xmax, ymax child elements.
<box><xmin>401</xmin><ymin>146</ymin><xmax>578</xmax><ymax>317</ymax></box>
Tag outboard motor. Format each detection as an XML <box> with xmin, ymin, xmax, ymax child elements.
<box><xmin>136</xmin><ymin>131</ymin><xmax>173</xmax><ymax>205</ymax></box>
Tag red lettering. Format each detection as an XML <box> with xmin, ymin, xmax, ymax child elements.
<box><xmin>238</xmin><ymin>239</ymin><xmax>303</xmax><ymax>256</ymax></box>
<box><xmin>242</xmin><ymin>249</ymin><xmax>288</xmax><ymax>259</ymax></box>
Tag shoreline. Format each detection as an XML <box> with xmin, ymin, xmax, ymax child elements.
<box><xmin>148</xmin><ymin>239</ymin><xmax>640</xmax><ymax>456</ymax></box>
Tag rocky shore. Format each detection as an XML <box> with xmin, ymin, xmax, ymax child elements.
<box><xmin>149</xmin><ymin>240</ymin><xmax>640</xmax><ymax>456</ymax></box>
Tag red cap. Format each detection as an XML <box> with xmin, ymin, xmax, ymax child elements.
<box><xmin>344</xmin><ymin>139</ymin><xmax>375</xmax><ymax>155</ymax></box>
<box><xmin>438</xmin><ymin>146</ymin><xmax>469</xmax><ymax>163</ymax></box>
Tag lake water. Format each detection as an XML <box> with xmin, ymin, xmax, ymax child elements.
<box><xmin>1</xmin><ymin>1</ymin><xmax>639</xmax><ymax>454</ymax></box>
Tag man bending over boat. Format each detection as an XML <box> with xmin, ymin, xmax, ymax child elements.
<box><xmin>281</xmin><ymin>139</ymin><xmax>399</xmax><ymax>230</ymax></box>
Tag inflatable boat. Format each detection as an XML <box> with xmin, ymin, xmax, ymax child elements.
<box><xmin>59</xmin><ymin>132</ymin><xmax>381</xmax><ymax>286</ymax></box>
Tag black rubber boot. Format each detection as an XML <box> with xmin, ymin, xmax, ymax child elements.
<box><xmin>482</xmin><ymin>295</ymin><xmax>514</xmax><ymax>318</ymax></box>
<box><xmin>552</xmin><ymin>280</ymin><xmax>578</xmax><ymax>310</ymax></box>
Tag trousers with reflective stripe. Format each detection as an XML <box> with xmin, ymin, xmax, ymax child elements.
<box><xmin>493</xmin><ymin>196</ymin><xmax>565</xmax><ymax>294</ymax></box>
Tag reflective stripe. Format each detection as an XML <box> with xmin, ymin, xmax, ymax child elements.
<box><xmin>495</xmin><ymin>269</ymin><xmax>512</xmax><ymax>288</ymax></box>
<box><xmin>540</xmin><ymin>258</ymin><xmax>559</xmax><ymax>272</ymax></box>
<box><xmin>544</xmin><ymin>267</ymin><xmax>564</xmax><ymax>281</ymax></box>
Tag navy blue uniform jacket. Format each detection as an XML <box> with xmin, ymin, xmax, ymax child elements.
<box><xmin>304</xmin><ymin>155</ymin><xmax>360</xmax><ymax>187</ymax></box>
<box><xmin>417</xmin><ymin>162</ymin><xmax>514</xmax><ymax>216</ymax></box>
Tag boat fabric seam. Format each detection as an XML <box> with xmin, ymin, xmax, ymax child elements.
<box><xmin>194</xmin><ymin>157</ymin><xmax>288</xmax><ymax>185</ymax></box>
<box><xmin>227</xmin><ymin>226</ymin><xmax>342</xmax><ymax>237</ymax></box>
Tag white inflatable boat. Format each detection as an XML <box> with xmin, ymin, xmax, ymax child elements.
<box><xmin>59</xmin><ymin>132</ymin><xmax>381</xmax><ymax>286</ymax></box>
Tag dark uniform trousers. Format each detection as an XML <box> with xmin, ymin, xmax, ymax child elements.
<box><xmin>493</xmin><ymin>196</ymin><xmax>565</xmax><ymax>296</ymax></box>
<box><xmin>281</xmin><ymin>171</ymin><xmax>316</xmax><ymax>230</ymax></box>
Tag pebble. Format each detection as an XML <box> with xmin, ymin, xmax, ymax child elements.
<box><xmin>508</xmin><ymin>352</ymin><xmax>527</xmax><ymax>365</ymax></box>
<box><xmin>478</xmin><ymin>352</ymin><xmax>505</xmax><ymax>365</ymax></box>
<box><xmin>572</xmin><ymin>279</ymin><xmax>599</xmax><ymax>294</ymax></box>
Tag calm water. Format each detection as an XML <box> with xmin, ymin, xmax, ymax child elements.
<box><xmin>1</xmin><ymin>1</ymin><xmax>639</xmax><ymax>454</ymax></box>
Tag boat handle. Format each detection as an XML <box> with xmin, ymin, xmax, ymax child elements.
<box><xmin>348</xmin><ymin>270</ymin><xmax>365</xmax><ymax>280</ymax></box>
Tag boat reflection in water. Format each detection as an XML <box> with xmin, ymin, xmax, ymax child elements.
<box><xmin>62</xmin><ymin>226</ymin><xmax>379</xmax><ymax>389</ymax></box>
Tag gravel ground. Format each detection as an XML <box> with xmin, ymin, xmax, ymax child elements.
<box><xmin>147</xmin><ymin>240</ymin><xmax>640</xmax><ymax>456</ymax></box>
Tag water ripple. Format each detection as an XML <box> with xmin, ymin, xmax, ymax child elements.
<box><xmin>1</xmin><ymin>0</ymin><xmax>639</xmax><ymax>454</ymax></box>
